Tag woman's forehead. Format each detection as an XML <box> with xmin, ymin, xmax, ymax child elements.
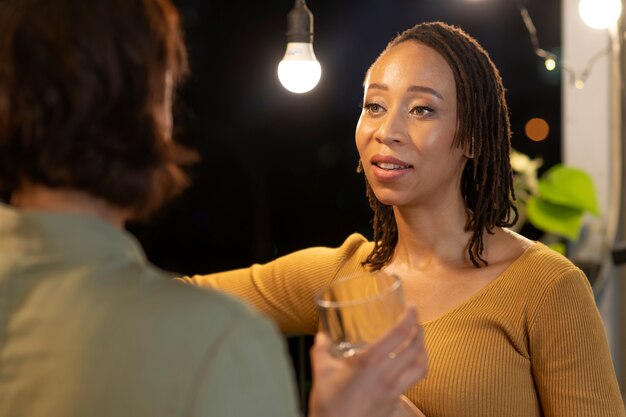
<box><xmin>365</xmin><ymin>42</ymin><xmax>456</xmax><ymax>97</ymax></box>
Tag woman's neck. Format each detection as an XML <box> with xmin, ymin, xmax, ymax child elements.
<box><xmin>390</xmin><ymin>202</ymin><xmax>475</xmax><ymax>271</ymax></box>
<box><xmin>10</xmin><ymin>184</ymin><xmax>128</xmax><ymax>229</ymax></box>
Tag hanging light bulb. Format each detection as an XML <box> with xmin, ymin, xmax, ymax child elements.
<box><xmin>578</xmin><ymin>0</ymin><xmax>622</xmax><ymax>30</ymax></box>
<box><xmin>277</xmin><ymin>0</ymin><xmax>321</xmax><ymax>94</ymax></box>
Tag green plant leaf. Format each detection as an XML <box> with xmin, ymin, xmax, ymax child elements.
<box><xmin>537</xmin><ymin>164</ymin><xmax>600</xmax><ymax>216</ymax></box>
<box><xmin>547</xmin><ymin>241</ymin><xmax>566</xmax><ymax>255</ymax></box>
<box><xmin>526</xmin><ymin>196</ymin><xmax>584</xmax><ymax>240</ymax></box>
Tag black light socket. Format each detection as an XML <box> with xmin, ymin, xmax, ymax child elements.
<box><xmin>286</xmin><ymin>0</ymin><xmax>314</xmax><ymax>43</ymax></box>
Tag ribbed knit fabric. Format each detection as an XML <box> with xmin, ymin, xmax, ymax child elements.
<box><xmin>180</xmin><ymin>233</ymin><xmax>625</xmax><ymax>417</ymax></box>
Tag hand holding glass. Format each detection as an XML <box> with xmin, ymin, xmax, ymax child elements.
<box><xmin>314</xmin><ymin>271</ymin><xmax>424</xmax><ymax>417</ymax></box>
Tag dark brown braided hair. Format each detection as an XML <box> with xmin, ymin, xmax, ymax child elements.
<box><xmin>361</xmin><ymin>21</ymin><xmax>518</xmax><ymax>270</ymax></box>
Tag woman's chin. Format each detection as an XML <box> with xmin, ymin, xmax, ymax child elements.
<box><xmin>371</xmin><ymin>192</ymin><xmax>403</xmax><ymax>207</ymax></box>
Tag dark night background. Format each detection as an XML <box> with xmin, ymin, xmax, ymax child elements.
<box><xmin>129</xmin><ymin>0</ymin><xmax>562</xmax><ymax>277</ymax></box>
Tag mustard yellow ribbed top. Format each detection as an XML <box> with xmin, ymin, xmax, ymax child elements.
<box><xmin>180</xmin><ymin>233</ymin><xmax>625</xmax><ymax>417</ymax></box>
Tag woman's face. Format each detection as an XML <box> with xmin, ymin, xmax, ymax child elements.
<box><xmin>355</xmin><ymin>41</ymin><xmax>469</xmax><ymax>208</ymax></box>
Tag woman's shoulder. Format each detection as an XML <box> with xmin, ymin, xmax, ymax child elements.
<box><xmin>276</xmin><ymin>233</ymin><xmax>375</xmax><ymax>268</ymax></box>
<box><xmin>483</xmin><ymin>231</ymin><xmax>593</xmax><ymax>328</ymax></box>
<box><xmin>339</xmin><ymin>233</ymin><xmax>375</xmax><ymax>258</ymax></box>
<box><xmin>516</xmin><ymin>241</ymin><xmax>582</xmax><ymax>276</ymax></box>
<box><xmin>498</xmin><ymin>229</ymin><xmax>588</xmax><ymax>293</ymax></box>
<box><xmin>261</xmin><ymin>233</ymin><xmax>374</xmax><ymax>277</ymax></box>
<box><xmin>496</xmin><ymin>228</ymin><xmax>575</xmax><ymax>268</ymax></box>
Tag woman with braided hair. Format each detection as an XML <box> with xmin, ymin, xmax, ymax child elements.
<box><xmin>181</xmin><ymin>21</ymin><xmax>624</xmax><ymax>416</ymax></box>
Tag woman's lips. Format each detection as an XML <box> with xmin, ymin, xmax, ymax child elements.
<box><xmin>370</xmin><ymin>156</ymin><xmax>413</xmax><ymax>181</ymax></box>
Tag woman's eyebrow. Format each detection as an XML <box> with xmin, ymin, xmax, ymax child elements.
<box><xmin>407</xmin><ymin>85</ymin><xmax>444</xmax><ymax>101</ymax></box>
<box><xmin>366</xmin><ymin>83</ymin><xmax>444</xmax><ymax>101</ymax></box>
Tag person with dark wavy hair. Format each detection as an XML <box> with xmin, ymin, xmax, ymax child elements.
<box><xmin>182</xmin><ymin>22</ymin><xmax>625</xmax><ymax>417</ymax></box>
<box><xmin>0</xmin><ymin>1</ymin><xmax>427</xmax><ymax>417</ymax></box>
<box><xmin>0</xmin><ymin>0</ymin><xmax>195</xmax><ymax>217</ymax></box>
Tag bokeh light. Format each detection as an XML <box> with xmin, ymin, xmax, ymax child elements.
<box><xmin>525</xmin><ymin>118</ymin><xmax>550</xmax><ymax>142</ymax></box>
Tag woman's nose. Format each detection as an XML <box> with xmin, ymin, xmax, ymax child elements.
<box><xmin>373</xmin><ymin>111</ymin><xmax>406</xmax><ymax>145</ymax></box>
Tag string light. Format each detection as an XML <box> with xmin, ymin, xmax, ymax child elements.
<box><xmin>544</xmin><ymin>58</ymin><xmax>556</xmax><ymax>71</ymax></box>
<box><xmin>516</xmin><ymin>0</ymin><xmax>612</xmax><ymax>89</ymax></box>
<box><xmin>578</xmin><ymin>0</ymin><xmax>622</xmax><ymax>30</ymax></box>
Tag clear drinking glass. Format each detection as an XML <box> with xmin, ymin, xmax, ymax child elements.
<box><xmin>315</xmin><ymin>271</ymin><xmax>424</xmax><ymax>417</ymax></box>
<box><xmin>314</xmin><ymin>271</ymin><xmax>405</xmax><ymax>358</ymax></box>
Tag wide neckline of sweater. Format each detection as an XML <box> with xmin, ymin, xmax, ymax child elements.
<box><xmin>420</xmin><ymin>241</ymin><xmax>544</xmax><ymax>327</ymax></box>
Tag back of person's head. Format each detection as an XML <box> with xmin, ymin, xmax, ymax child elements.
<box><xmin>362</xmin><ymin>21</ymin><xmax>517</xmax><ymax>270</ymax></box>
<box><xmin>0</xmin><ymin>0</ymin><xmax>196</xmax><ymax>219</ymax></box>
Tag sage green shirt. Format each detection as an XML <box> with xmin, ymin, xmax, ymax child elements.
<box><xmin>0</xmin><ymin>203</ymin><xmax>300</xmax><ymax>417</ymax></box>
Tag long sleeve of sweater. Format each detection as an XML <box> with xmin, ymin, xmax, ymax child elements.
<box><xmin>178</xmin><ymin>234</ymin><xmax>371</xmax><ymax>334</ymax></box>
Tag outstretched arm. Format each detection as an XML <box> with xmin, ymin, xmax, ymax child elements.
<box><xmin>178</xmin><ymin>234</ymin><xmax>373</xmax><ymax>334</ymax></box>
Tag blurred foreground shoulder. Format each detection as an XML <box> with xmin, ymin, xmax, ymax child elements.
<box><xmin>160</xmin><ymin>278</ymin><xmax>301</xmax><ymax>417</ymax></box>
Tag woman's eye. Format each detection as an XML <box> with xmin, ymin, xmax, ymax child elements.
<box><xmin>410</xmin><ymin>105</ymin><xmax>434</xmax><ymax>116</ymax></box>
<box><xmin>363</xmin><ymin>102</ymin><xmax>385</xmax><ymax>114</ymax></box>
